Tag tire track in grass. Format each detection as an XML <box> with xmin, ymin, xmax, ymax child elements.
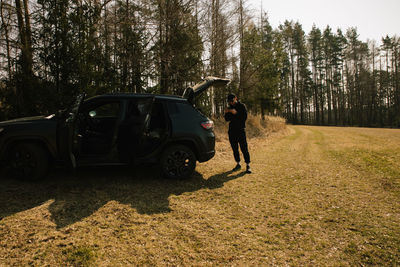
<box><xmin>245</xmin><ymin>126</ymin><xmax>346</xmax><ymax>264</ymax></box>
<box><xmin>296</xmin><ymin>126</ymin><xmax>400</xmax><ymax>265</ymax></box>
<box><xmin>245</xmin><ymin>125</ymin><xmax>400</xmax><ymax>265</ymax></box>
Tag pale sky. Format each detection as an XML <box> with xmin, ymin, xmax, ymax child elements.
<box><xmin>247</xmin><ymin>0</ymin><xmax>400</xmax><ymax>42</ymax></box>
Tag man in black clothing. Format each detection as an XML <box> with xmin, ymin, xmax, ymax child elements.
<box><xmin>224</xmin><ymin>93</ymin><xmax>251</xmax><ymax>174</ymax></box>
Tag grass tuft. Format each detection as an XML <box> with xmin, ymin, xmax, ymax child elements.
<box><xmin>63</xmin><ymin>246</ymin><xmax>96</xmax><ymax>266</ymax></box>
<box><xmin>213</xmin><ymin>114</ymin><xmax>286</xmax><ymax>141</ymax></box>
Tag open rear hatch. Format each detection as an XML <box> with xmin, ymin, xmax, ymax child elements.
<box><xmin>183</xmin><ymin>76</ymin><xmax>230</xmax><ymax>104</ymax></box>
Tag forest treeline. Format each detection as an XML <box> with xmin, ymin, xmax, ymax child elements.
<box><xmin>0</xmin><ymin>0</ymin><xmax>399</xmax><ymax>127</ymax></box>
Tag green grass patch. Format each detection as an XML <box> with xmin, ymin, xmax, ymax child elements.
<box><xmin>63</xmin><ymin>246</ymin><xmax>96</xmax><ymax>266</ymax></box>
<box><xmin>328</xmin><ymin>148</ymin><xmax>400</xmax><ymax>193</ymax></box>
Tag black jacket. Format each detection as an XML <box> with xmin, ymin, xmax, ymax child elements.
<box><xmin>224</xmin><ymin>101</ymin><xmax>247</xmax><ymax>132</ymax></box>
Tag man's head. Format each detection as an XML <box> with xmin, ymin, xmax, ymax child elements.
<box><xmin>227</xmin><ymin>93</ymin><xmax>238</xmax><ymax>106</ymax></box>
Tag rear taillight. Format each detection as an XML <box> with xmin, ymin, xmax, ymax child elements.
<box><xmin>201</xmin><ymin>120</ymin><xmax>214</xmax><ymax>130</ymax></box>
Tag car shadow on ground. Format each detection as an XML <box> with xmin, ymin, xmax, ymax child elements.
<box><xmin>0</xmin><ymin>165</ymin><xmax>247</xmax><ymax>228</ymax></box>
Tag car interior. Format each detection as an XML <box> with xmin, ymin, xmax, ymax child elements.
<box><xmin>140</xmin><ymin>102</ymin><xmax>169</xmax><ymax>156</ymax></box>
<box><xmin>79</xmin><ymin>101</ymin><xmax>121</xmax><ymax>155</ymax></box>
<box><xmin>118</xmin><ymin>100</ymin><xmax>169</xmax><ymax>161</ymax></box>
<box><xmin>76</xmin><ymin>98</ymin><xmax>169</xmax><ymax>164</ymax></box>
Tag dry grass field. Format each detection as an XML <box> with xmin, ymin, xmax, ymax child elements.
<box><xmin>0</xmin><ymin>118</ymin><xmax>399</xmax><ymax>266</ymax></box>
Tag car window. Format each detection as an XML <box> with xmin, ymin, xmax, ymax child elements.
<box><xmin>91</xmin><ymin>102</ymin><xmax>120</xmax><ymax>118</ymax></box>
<box><xmin>137</xmin><ymin>102</ymin><xmax>149</xmax><ymax>115</ymax></box>
<box><xmin>168</xmin><ymin>102</ymin><xmax>197</xmax><ymax>115</ymax></box>
<box><xmin>127</xmin><ymin>98</ymin><xmax>153</xmax><ymax>117</ymax></box>
<box><xmin>168</xmin><ymin>102</ymin><xmax>194</xmax><ymax>115</ymax></box>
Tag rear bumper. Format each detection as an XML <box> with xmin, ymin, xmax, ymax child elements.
<box><xmin>197</xmin><ymin>150</ymin><xmax>215</xmax><ymax>162</ymax></box>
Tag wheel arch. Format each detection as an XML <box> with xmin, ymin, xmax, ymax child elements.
<box><xmin>1</xmin><ymin>137</ymin><xmax>55</xmax><ymax>161</ymax></box>
<box><xmin>163</xmin><ymin>139</ymin><xmax>199</xmax><ymax>161</ymax></box>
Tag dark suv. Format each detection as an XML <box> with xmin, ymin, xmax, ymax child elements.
<box><xmin>0</xmin><ymin>77</ymin><xmax>229</xmax><ymax>180</ymax></box>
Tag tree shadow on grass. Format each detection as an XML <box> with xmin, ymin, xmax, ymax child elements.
<box><xmin>0</xmin><ymin>165</ymin><xmax>247</xmax><ymax>228</ymax></box>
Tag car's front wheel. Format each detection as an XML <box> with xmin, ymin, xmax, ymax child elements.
<box><xmin>7</xmin><ymin>143</ymin><xmax>49</xmax><ymax>181</ymax></box>
<box><xmin>161</xmin><ymin>145</ymin><xmax>196</xmax><ymax>179</ymax></box>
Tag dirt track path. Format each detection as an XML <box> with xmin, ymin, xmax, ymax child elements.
<box><xmin>200</xmin><ymin>125</ymin><xmax>400</xmax><ymax>265</ymax></box>
<box><xmin>0</xmin><ymin>125</ymin><xmax>399</xmax><ymax>265</ymax></box>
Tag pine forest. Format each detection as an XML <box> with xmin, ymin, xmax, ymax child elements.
<box><xmin>0</xmin><ymin>0</ymin><xmax>399</xmax><ymax>127</ymax></box>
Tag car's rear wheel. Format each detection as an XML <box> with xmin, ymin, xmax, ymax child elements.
<box><xmin>161</xmin><ymin>145</ymin><xmax>196</xmax><ymax>179</ymax></box>
<box><xmin>7</xmin><ymin>143</ymin><xmax>49</xmax><ymax>181</ymax></box>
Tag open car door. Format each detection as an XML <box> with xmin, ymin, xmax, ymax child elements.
<box><xmin>118</xmin><ymin>96</ymin><xmax>155</xmax><ymax>161</ymax></box>
<box><xmin>58</xmin><ymin>93</ymin><xmax>85</xmax><ymax>169</ymax></box>
<box><xmin>183</xmin><ymin>76</ymin><xmax>230</xmax><ymax>104</ymax></box>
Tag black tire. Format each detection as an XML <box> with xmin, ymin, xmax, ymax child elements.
<box><xmin>161</xmin><ymin>145</ymin><xmax>196</xmax><ymax>179</ymax></box>
<box><xmin>7</xmin><ymin>143</ymin><xmax>49</xmax><ymax>181</ymax></box>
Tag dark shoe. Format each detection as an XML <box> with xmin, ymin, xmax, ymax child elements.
<box><xmin>232</xmin><ymin>163</ymin><xmax>241</xmax><ymax>171</ymax></box>
<box><xmin>246</xmin><ymin>166</ymin><xmax>252</xmax><ymax>174</ymax></box>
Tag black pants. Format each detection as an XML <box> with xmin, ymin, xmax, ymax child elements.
<box><xmin>228</xmin><ymin>129</ymin><xmax>250</xmax><ymax>164</ymax></box>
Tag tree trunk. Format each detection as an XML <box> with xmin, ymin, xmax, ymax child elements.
<box><xmin>15</xmin><ymin>0</ymin><xmax>33</xmax><ymax>76</ymax></box>
<box><xmin>238</xmin><ymin>0</ymin><xmax>244</xmax><ymax>97</ymax></box>
<box><xmin>14</xmin><ymin>0</ymin><xmax>34</xmax><ymax>115</ymax></box>
<box><xmin>312</xmin><ymin>62</ymin><xmax>320</xmax><ymax>125</ymax></box>
<box><xmin>0</xmin><ymin>0</ymin><xmax>13</xmax><ymax>80</ymax></box>
<box><xmin>326</xmin><ymin>67</ymin><xmax>332</xmax><ymax>124</ymax></box>
<box><xmin>290</xmin><ymin>48</ymin><xmax>296</xmax><ymax>124</ymax></box>
<box><xmin>319</xmin><ymin>72</ymin><xmax>324</xmax><ymax>125</ymax></box>
<box><xmin>395</xmin><ymin>44</ymin><xmax>400</xmax><ymax>123</ymax></box>
<box><xmin>22</xmin><ymin>0</ymin><xmax>32</xmax><ymax>56</ymax></box>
